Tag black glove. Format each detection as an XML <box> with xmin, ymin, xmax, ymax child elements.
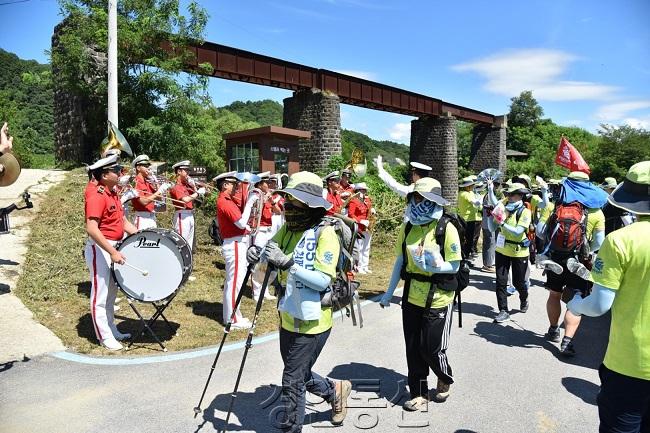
<box><xmin>263</xmin><ymin>242</ymin><xmax>293</xmax><ymax>270</ymax></box>
<box><xmin>247</xmin><ymin>245</ymin><xmax>262</xmax><ymax>265</ymax></box>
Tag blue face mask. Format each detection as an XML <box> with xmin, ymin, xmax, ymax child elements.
<box><xmin>406</xmin><ymin>197</ymin><xmax>443</xmax><ymax>225</ymax></box>
<box><xmin>505</xmin><ymin>200</ymin><xmax>523</xmax><ymax>212</ymax></box>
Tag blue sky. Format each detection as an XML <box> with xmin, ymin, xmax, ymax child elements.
<box><xmin>1</xmin><ymin>0</ymin><xmax>649</xmax><ymax>144</ymax></box>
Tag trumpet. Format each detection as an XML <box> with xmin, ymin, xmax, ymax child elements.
<box><xmin>187</xmin><ymin>176</ymin><xmax>217</xmax><ymax>193</ymax></box>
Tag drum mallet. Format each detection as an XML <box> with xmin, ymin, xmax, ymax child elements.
<box><xmin>119</xmin><ymin>261</ymin><xmax>149</xmax><ymax>276</ymax></box>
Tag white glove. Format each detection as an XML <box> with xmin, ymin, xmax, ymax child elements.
<box><xmin>536</xmin><ymin>175</ymin><xmax>548</xmax><ymax>191</ymax></box>
<box><xmin>118</xmin><ymin>175</ymin><xmax>131</xmax><ymax>187</ymax></box>
<box><xmin>341</xmin><ymin>191</ymin><xmax>351</xmax><ymax>199</ymax></box>
<box><xmin>157</xmin><ymin>182</ymin><xmax>172</xmax><ymax>194</ymax></box>
<box><xmin>374</xmin><ymin>154</ymin><xmax>383</xmax><ymax>169</ymax></box>
<box><xmin>197</xmin><ymin>187</ymin><xmax>207</xmax><ymax>196</ymax></box>
<box><xmin>120</xmin><ymin>188</ymin><xmax>139</xmax><ymax>204</ymax></box>
<box><xmin>359</xmin><ymin>219</ymin><xmax>370</xmax><ymax>228</ymax></box>
<box><xmin>0</xmin><ymin>122</ymin><xmax>13</xmax><ymax>153</ymax></box>
<box><xmin>370</xmin><ymin>208</ymin><xmax>377</xmax><ymax>215</ymax></box>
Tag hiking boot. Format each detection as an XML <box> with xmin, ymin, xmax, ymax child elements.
<box><xmin>494</xmin><ymin>310</ymin><xmax>510</xmax><ymax>323</ymax></box>
<box><xmin>506</xmin><ymin>285</ymin><xmax>516</xmax><ymax>296</ymax></box>
<box><xmin>331</xmin><ymin>380</ymin><xmax>352</xmax><ymax>425</ymax></box>
<box><xmin>545</xmin><ymin>326</ymin><xmax>561</xmax><ymax>343</ymax></box>
<box><xmin>481</xmin><ymin>265</ymin><xmax>496</xmax><ymax>273</ymax></box>
<box><xmin>520</xmin><ymin>300</ymin><xmax>529</xmax><ymax>313</ymax></box>
<box><xmin>403</xmin><ymin>396</ymin><xmax>429</xmax><ymax>411</ymax></box>
<box><xmin>434</xmin><ymin>379</ymin><xmax>451</xmax><ymax>402</ymax></box>
<box><xmin>560</xmin><ymin>338</ymin><xmax>576</xmax><ymax>357</ymax></box>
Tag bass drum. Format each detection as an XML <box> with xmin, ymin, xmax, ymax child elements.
<box><xmin>112</xmin><ymin>228</ymin><xmax>192</xmax><ymax>302</ymax></box>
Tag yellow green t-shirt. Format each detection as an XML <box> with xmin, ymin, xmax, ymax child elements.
<box><xmin>538</xmin><ymin>201</ymin><xmax>555</xmax><ymax>225</ymax></box>
<box><xmin>590</xmin><ymin>219</ymin><xmax>650</xmax><ymax>380</ymax></box>
<box><xmin>394</xmin><ymin>220</ymin><xmax>462</xmax><ymax>309</ymax></box>
<box><xmin>495</xmin><ymin>206</ymin><xmax>532</xmax><ymax>258</ymax></box>
<box><xmin>586</xmin><ymin>208</ymin><xmax>605</xmax><ymax>242</ymax></box>
<box><xmin>272</xmin><ymin>225</ymin><xmax>339</xmax><ymax>334</ymax></box>
<box><xmin>458</xmin><ymin>190</ymin><xmax>482</xmax><ymax>222</ymax></box>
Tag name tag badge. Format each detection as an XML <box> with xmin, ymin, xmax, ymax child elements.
<box><xmin>496</xmin><ymin>233</ymin><xmax>506</xmax><ymax>248</ymax></box>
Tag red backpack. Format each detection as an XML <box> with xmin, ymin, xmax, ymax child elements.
<box><xmin>545</xmin><ymin>202</ymin><xmax>588</xmax><ymax>256</ymax></box>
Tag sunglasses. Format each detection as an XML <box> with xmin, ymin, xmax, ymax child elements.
<box><xmin>137</xmin><ymin>163</ymin><xmax>151</xmax><ymax>167</ymax></box>
<box><xmin>105</xmin><ymin>165</ymin><xmax>123</xmax><ymax>174</ymax></box>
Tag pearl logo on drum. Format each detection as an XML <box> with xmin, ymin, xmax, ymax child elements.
<box><xmin>135</xmin><ymin>236</ymin><xmax>161</xmax><ymax>248</ymax></box>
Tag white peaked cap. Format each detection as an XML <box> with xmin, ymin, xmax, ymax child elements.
<box><xmin>88</xmin><ymin>154</ymin><xmax>120</xmax><ymax>171</ymax></box>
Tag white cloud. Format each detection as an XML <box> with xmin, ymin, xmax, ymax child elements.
<box><xmin>388</xmin><ymin>122</ymin><xmax>411</xmax><ymax>141</ymax></box>
<box><xmin>595</xmin><ymin>101</ymin><xmax>650</xmax><ymax>121</ymax></box>
<box><xmin>623</xmin><ymin>115</ymin><xmax>650</xmax><ymax>129</ymax></box>
<box><xmin>559</xmin><ymin>119</ymin><xmax>584</xmax><ymax>126</ymax></box>
<box><xmin>452</xmin><ymin>49</ymin><xmax>618</xmax><ymax>101</ymax></box>
<box><xmin>333</xmin><ymin>69</ymin><xmax>378</xmax><ymax>81</ymax></box>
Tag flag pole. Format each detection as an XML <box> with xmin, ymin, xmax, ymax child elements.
<box><xmin>108</xmin><ymin>0</ymin><xmax>118</xmax><ymax>128</ymax></box>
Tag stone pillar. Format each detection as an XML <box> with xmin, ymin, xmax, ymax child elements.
<box><xmin>283</xmin><ymin>89</ymin><xmax>341</xmax><ymax>173</ymax></box>
<box><xmin>469</xmin><ymin>115</ymin><xmax>507</xmax><ymax>174</ymax></box>
<box><xmin>52</xmin><ymin>21</ymin><xmax>107</xmax><ymax>165</ymax></box>
<box><xmin>410</xmin><ymin>114</ymin><xmax>458</xmax><ymax>207</ymax></box>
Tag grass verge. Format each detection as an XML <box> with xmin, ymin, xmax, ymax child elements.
<box><xmin>15</xmin><ymin>169</ymin><xmax>396</xmax><ymax>355</ymax></box>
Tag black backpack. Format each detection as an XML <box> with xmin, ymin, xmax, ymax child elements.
<box><xmin>401</xmin><ymin>213</ymin><xmax>470</xmax><ymax>327</ymax></box>
<box><xmin>208</xmin><ymin>218</ymin><xmax>223</xmax><ymax>246</ymax></box>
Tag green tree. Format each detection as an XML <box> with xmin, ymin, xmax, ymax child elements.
<box><xmin>590</xmin><ymin>125</ymin><xmax>650</xmax><ymax>181</ymax></box>
<box><xmin>221</xmin><ymin>99</ymin><xmax>283</xmax><ymax>126</ymax></box>
<box><xmin>508</xmin><ymin>90</ymin><xmax>544</xmax><ymax>129</ymax></box>
<box><xmin>52</xmin><ymin>0</ymin><xmax>211</xmax><ymax>160</ymax></box>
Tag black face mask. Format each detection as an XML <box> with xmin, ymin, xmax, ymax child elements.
<box><xmin>283</xmin><ymin>202</ymin><xmax>324</xmax><ymax>232</ymax></box>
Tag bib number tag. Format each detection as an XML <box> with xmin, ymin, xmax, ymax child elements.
<box><xmin>496</xmin><ymin>233</ymin><xmax>506</xmax><ymax>248</ymax></box>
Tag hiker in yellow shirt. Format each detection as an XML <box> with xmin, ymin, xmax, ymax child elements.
<box><xmin>380</xmin><ymin>178</ymin><xmax>462</xmax><ymax>411</ymax></box>
<box><xmin>458</xmin><ymin>175</ymin><xmax>482</xmax><ymax>260</ymax></box>
<box><xmin>568</xmin><ymin>161</ymin><xmax>650</xmax><ymax>433</ymax></box>
<box><xmin>247</xmin><ymin>171</ymin><xmax>351</xmax><ymax>431</ymax></box>
<box><xmin>487</xmin><ymin>183</ymin><xmax>532</xmax><ymax>323</ymax></box>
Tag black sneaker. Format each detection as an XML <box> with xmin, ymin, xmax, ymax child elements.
<box><xmin>545</xmin><ymin>326</ymin><xmax>561</xmax><ymax>343</ymax></box>
<box><xmin>493</xmin><ymin>310</ymin><xmax>510</xmax><ymax>323</ymax></box>
<box><xmin>560</xmin><ymin>337</ymin><xmax>576</xmax><ymax>357</ymax></box>
<box><xmin>520</xmin><ymin>300</ymin><xmax>529</xmax><ymax>313</ymax></box>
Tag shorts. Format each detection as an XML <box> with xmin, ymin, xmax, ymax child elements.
<box><xmin>545</xmin><ymin>260</ymin><xmax>592</xmax><ymax>300</ymax></box>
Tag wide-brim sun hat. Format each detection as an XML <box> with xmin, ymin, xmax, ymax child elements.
<box><xmin>504</xmin><ymin>182</ymin><xmax>530</xmax><ymax>195</ymax></box>
<box><xmin>459</xmin><ymin>175</ymin><xmax>475</xmax><ymax>188</ymax></box>
<box><xmin>407</xmin><ymin>177</ymin><xmax>449</xmax><ymax>206</ymax></box>
<box><xmin>275</xmin><ymin>171</ymin><xmax>332</xmax><ymax>210</ymax></box>
<box><xmin>608</xmin><ymin>161</ymin><xmax>650</xmax><ymax>215</ymax></box>
<box><xmin>512</xmin><ymin>174</ymin><xmax>532</xmax><ymax>188</ymax></box>
<box><xmin>568</xmin><ymin>171</ymin><xmax>590</xmax><ymax>181</ymax></box>
<box><xmin>600</xmin><ymin>177</ymin><xmax>617</xmax><ymax>189</ymax></box>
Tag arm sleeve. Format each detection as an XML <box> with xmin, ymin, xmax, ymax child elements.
<box><xmin>380</xmin><ymin>255</ymin><xmax>403</xmax><ymax>305</ymax></box>
<box><xmin>590</xmin><ymin>230</ymin><xmax>605</xmax><ymax>252</ymax></box>
<box><xmin>377</xmin><ymin>165</ymin><xmax>409</xmax><ymax>198</ymax></box>
<box><xmin>292</xmin><ymin>266</ymin><xmax>332</xmax><ymax>292</ymax></box>
<box><xmin>415</xmin><ymin>259</ymin><xmax>460</xmax><ymax>274</ymax></box>
<box><xmin>567</xmin><ymin>283</ymin><xmax>616</xmax><ymax>317</ymax></box>
<box><xmin>500</xmin><ymin>223</ymin><xmax>526</xmax><ymax>236</ymax></box>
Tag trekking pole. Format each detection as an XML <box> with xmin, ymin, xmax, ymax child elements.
<box><xmin>456</xmin><ymin>291</ymin><xmax>463</xmax><ymax>328</ymax></box>
<box><xmin>193</xmin><ymin>263</ymin><xmax>255</xmax><ymax>418</ymax></box>
<box><xmin>222</xmin><ymin>265</ymin><xmax>274</xmax><ymax>432</ymax></box>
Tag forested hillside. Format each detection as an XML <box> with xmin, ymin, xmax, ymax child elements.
<box><xmin>0</xmin><ymin>49</ymin><xmax>54</xmax><ymax>166</ymax></box>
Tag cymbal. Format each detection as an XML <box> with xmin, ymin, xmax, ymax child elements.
<box><xmin>0</xmin><ymin>153</ymin><xmax>21</xmax><ymax>187</ymax></box>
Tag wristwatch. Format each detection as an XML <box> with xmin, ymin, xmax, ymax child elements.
<box><xmin>289</xmin><ymin>264</ymin><xmax>299</xmax><ymax>275</ymax></box>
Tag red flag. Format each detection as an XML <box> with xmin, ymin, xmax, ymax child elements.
<box><xmin>555</xmin><ymin>136</ymin><xmax>590</xmax><ymax>174</ymax></box>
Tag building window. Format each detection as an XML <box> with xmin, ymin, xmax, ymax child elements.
<box><xmin>229</xmin><ymin>142</ymin><xmax>259</xmax><ymax>172</ymax></box>
<box><xmin>274</xmin><ymin>153</ymin><xmax>289</xmax><ymax>174</ymax></box>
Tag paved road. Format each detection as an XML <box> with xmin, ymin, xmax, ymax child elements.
<box><xmin>0</xmin><ymin>266</ymin><xmax>607</xmax><ymax>433</ymax></box>
<box><xmin>0</xmin><ymin>169</ymin><xmax>67</xmax><ymax>363</ymax></box>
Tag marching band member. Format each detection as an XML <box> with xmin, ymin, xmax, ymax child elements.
<box><xmin>323</xmin><ymin>171</ymin><xmax>344</xmax><ymax>216</ymax></box>
<box><xmin>215</xmin><ymin>171</ymin><xmax>258</xmax><ymax>328</ymax></box>
<box><xmin>84</xmin><ymin>154</ymin><xmax>137</xmax><ymax>350</ymax></box>
<box><xmin>250</xmin><ymin>172</ymin><xmax>278</xmax><ymax>302</ymax></box>
<box><xmin>169</xmin><ymin>160</ymin><xmax>205</xmax><ymax>251</ymax></box>
<box><xmin>349</xmin><ymin>182</ymin><xmax>375</xmax><ymax>274</ymax></box>
<box><xmin>130</xmin><ymin>154</ymin><xmax>168</xmax><ymax>230</ymax></box>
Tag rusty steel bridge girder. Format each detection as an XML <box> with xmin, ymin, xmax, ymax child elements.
<box><xmin>171</xmin><ymin>40</ymin><xmax>498</xmax><ymax>126</ymax></box>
